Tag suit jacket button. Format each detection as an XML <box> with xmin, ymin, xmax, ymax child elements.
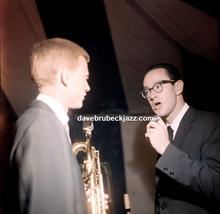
<box><xmin>170</xmin><ymin>172</ymin><xmax>174</xmax><ymax>176</ymax></box>
<box><xmin>163</xmin><ymin>167</ymin><xmax>168</xmax><ymax>171</ymax></box>
<box><xmin>161</xmin><ymin>202</ymin><xmax>167</xmax><ymax>210</ymax></box>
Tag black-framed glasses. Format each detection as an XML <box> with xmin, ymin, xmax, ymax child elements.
<box><xmin>140</xmin><ymin>80</ymin><xmax>176</xmax><ymax>99</ymax></box>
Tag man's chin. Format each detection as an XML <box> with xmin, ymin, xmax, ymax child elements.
<box><xmin>69</xmin><ymin>102</ymin><xmax>83</xmax><ymax>110</ymax></box>
<box><xmin>153</xmin><ymin>109</ymin><xmax>164</xmax><ymax>117</ymax></box>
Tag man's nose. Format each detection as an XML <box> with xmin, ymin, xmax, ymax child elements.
<box><xmin>148</xmin><ymin>89</ymin><xmax>157</xmax><ymax>100</ymax></box>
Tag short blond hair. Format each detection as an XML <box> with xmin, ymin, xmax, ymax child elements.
<box><xmin>30</xmin><ymin>38</ymin><xmax>90</xmax><ymax>88</ymax></box>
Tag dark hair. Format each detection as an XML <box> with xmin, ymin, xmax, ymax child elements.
<box><xmin>146</xmin><ymin>63</ymin><xmax>183</xmax><ymax>81</ymax></box>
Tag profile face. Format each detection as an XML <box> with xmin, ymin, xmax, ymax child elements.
<box><xmin>67</xmin><ymin>56</ymin><xmax>90</xmax><ymax>109</ymax></box>
<box><xmin>143</xmin><ymin>68</ymin><xmax>177</xmax><ymax>119</ymax></box>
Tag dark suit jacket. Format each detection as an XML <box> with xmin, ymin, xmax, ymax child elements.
<box><xmin>6</xmin><ymin>100</ymin><xmax>87</xmax><ymax>214</ymax></box>
<box><xmin>155</xmin><ymin>107</ymin><xmax>220</xmax><ymax>214</ymax></box>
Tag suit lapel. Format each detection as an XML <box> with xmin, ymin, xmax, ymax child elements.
<box><xmin>173</xmin><ymin>107</ymin><xmax>197</xmax><ymax>148</ymax></box>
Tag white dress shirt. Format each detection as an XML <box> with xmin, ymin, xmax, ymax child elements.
<box><xmin>168</xmin><ymin>103</ymin><xmax>189</xmax><ymax>139</ymax></box>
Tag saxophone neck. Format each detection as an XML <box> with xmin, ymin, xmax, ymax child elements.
<box><xmin>83</xmin><ymin>121</ymin><xmax>94</xmax><ymax>144</ymax></box>
<box><xmin>83</xmin><ymin>121</ymin><xmax>93</xmax><ymax>135</ymax></box>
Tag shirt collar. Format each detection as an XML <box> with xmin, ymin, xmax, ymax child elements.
<box><xmin>169</xmin><ymin>103</ymin><xmax>189</xmax><ymax>138</ymax></box>
<box><xmin>36</xmin><ymin>93</ymin><xmax>69</xmax><ymax>126</ymax></box>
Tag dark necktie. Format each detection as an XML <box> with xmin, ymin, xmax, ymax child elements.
<box><xmin>167</xmin><ymin>125</ymin><xmax>174</xmax><ymax>142</ymax></box>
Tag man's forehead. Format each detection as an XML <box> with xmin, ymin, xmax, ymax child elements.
<box><xmin>143</xmin><ymin>68</ymin><xmax>168</xmax><ymax>85</ymax></box>
<box><xmin>146</xmin><ymin>68</ymin><xmax>168</xmax><ymax>77</ymax></box>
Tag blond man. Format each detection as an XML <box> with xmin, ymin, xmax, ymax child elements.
<box><xmin>7</xmin><ymin>38</ymin><xmax>90</xmax><ymax>214</ymax></box>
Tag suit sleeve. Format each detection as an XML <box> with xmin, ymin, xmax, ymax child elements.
<box><xmin>156</xmin><ymin>120</ymin><xmax>220</xmax><ymax>202</ymax></box>
<box><xmin>11</xmin><ymin>116</ymin><xmax>87</xmax><ymax>214</ymax></box>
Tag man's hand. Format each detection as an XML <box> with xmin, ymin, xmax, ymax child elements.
<box><xmin>145</xmin><ymin>118</ymin><xmax>170</xmax><ymax>154</ymax></box>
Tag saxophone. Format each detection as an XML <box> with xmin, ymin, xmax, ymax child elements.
<box><xmin>72</xmin><ymin>121</ymin><xmax>108</xmax><ymax>214</ymax></box>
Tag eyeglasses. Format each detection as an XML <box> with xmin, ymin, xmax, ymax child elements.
<box><xmin>141</xmin><ymin>80</ymin><xmax>175</xmax><ymax>99</ymax></box>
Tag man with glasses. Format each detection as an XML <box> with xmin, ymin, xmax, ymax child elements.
<box><xmin>141</xmin><ymin>63</ymin><xmax>220</xmax><ymax>213</ymax></box>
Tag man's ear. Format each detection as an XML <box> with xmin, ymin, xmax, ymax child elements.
<box><xmin>60</xmin><ymin>68</ymin><xmax>70</xmax><ymax>86</ymax></box>
<box><xmin>175</xmin><ymin>80</ymin><xmax>184</xmax><ymax>95</ymax></box>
